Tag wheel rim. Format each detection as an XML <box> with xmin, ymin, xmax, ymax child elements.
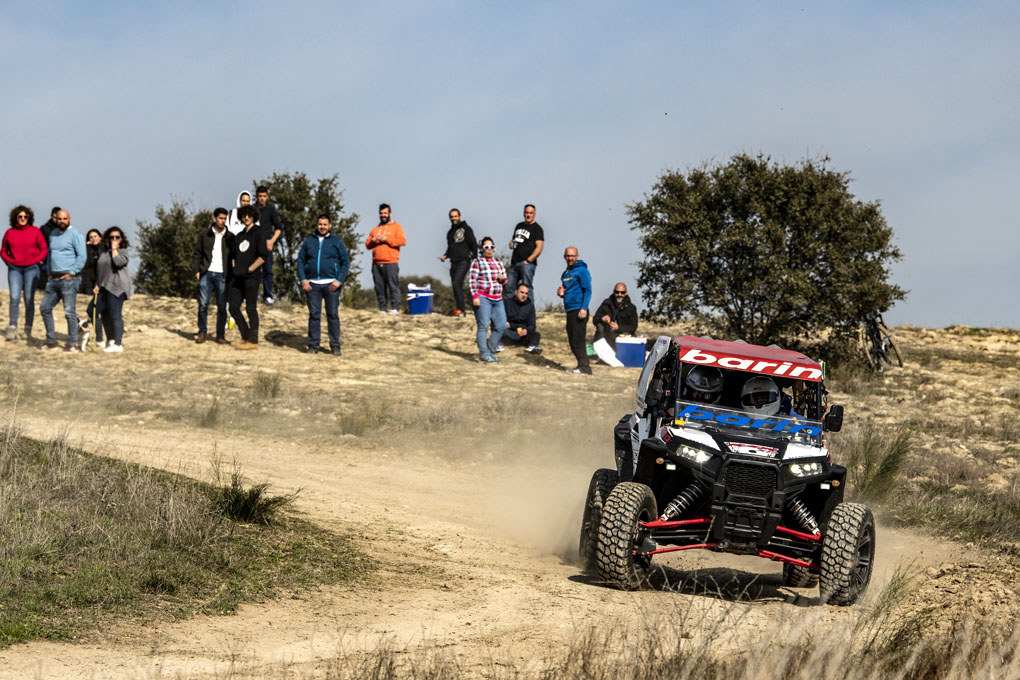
<box><xmin>854</xmin><ymin>525</ymin><xmax>874</xmax><ymax>588</ymax></box>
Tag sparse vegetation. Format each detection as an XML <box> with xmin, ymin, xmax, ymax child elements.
<box><xmin>832</xmin><ymin>421</ymin><xmax>911</xmax><ymax>502</ymax></box>
<box><xmin>252</xmin><ymin>371</ymin><xmax>282</xmax><ymax>400</ymax></box>
<box><xmin>0</xmin><ymin>427</ymin><xmax>367</xmax><ymax>647</ymax></box>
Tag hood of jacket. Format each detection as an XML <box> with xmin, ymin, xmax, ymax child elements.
<box><xmin>236</xmin><ymin>190</ymin><xmax>253</xmax><ymax>208</ymax></box>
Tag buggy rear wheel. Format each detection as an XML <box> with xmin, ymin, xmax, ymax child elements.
<box><xmin>820</xmin><ymin>503</ymin><xmax>876</xmax><ymax>605</ymax></box>
<box><xmin>578</xmin><ymin>468</ymin><xmax>619</xmax><ymax>572</ymax></box>
<box><xmin>881</xmin><ymin>325</ymin><xmax>903</xmax><ymax>368</ymax></box>
<box><xmin>783</xmin><ymin>563</ymin><xmax>819</xmax><ymax>588</ymax></box>
<box><xmin>595</xmin><ymin>482</ymin><xmax>657</xmax><ymax>590</ymax></box>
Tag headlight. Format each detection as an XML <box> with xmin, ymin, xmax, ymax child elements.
<box><xmin>788</xmin><ymin>461</ymin><xmax>823</xmax><ymax>477</ymax></box>
<box><xmin>679</xmin><ymin>445</ymin><xmax>713</xmax><ymax>464</ymax></box>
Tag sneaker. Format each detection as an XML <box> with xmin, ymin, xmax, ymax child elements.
<box><xmin>378</xmin><ymin>310</ymin><xmax>388</xmax><ymax>315</ymax></box>
<box><xmin>331</xmin><ymin>346</ymin><xmax>342</xmax><ymax>357</ymax></box>
<box><xmin>387</xmin><ymin>309</ymin><xmax>399</xmax><ymax>315</ymax></box>
<box><xmin>64</xmin><ymin>345</ymin><xmax>81</xmax><ymax>353</ymax></box>
<box><xmin>482</xmin><ymin>355</ymin><xmax>500</xmax><ymax>363</ymax></box>
<box><xmin>103</xmin><ymin>343</ymin><xmax>123</xmax><ymax>353</ymax></box>
<box><xmin>41</xmin><ymin>342</ymin><xmax>60</xmax><ymax>351</ymax></box>
<box><xmin>195</xmin><ymin>332</ymin><xmax>206</xmax><ymax>344</ymax></box>
<box><xmin>570</xmin><ymin>367</ymin><xmax>592</xmax><ymax>374</ymax></box>
<box><xmin>494</xmin><ymin>344</ymin><xmax>505</xmax><ymax>353</ymax></box>
<box><xmin>306</xmin><ymin>346</ymin><xmax>319</xmax><ymax>355</ymax></box>
<box><xmin>525</xmin><ymin>345</ymin><xmax>542</xmax><ymax>354</ymax></box>
<box><xmin>263</xmin><ymin>296</ymin><xmax>275</xmax><ymax>305</ymax></box>
<box><xmin>215</xmin><ymin>336</ymin><xmax>230</xmax><ymax>345</ymax></box>
<box><xmin>448</xmin><ymin>309</ymin><xmax>463</xmax><ymax>317</ymax></box>
<box><xmin>5</xmin><ymin>326</ymin><xmax>15</xmax><ymax>342</ymax></box>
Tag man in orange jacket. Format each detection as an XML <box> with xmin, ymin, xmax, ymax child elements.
<box><xmin>365</xmin><ymin>203</ymin><xmax>407</xmax><ymax>314</ymax></box>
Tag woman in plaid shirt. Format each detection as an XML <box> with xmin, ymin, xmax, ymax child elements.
<box><xmin>469</xmin><ymin>236</ymin><xmax>508</xmax><ymax>362</ymax></box>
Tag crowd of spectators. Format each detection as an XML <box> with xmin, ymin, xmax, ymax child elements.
<box><xmin>3</xmin><ymin>199</ymin><xmax>640</xmax><ymax>371</ymax></box>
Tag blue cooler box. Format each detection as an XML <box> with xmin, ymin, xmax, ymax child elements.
<box><xmin>407</xmin><ymin>291</ymin><xmax>434</xmax><ymax>315</ymax></box>
<box><xmin>615</xmin><ymin>337</ymin><xmax>646</xmax><ymax>367</ymax></box>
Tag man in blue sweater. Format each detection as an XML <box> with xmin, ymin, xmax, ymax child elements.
<box><xmin>39</xmin><ymin>210</ymin><xmax>86</xmax><ymax>352</ymax></box>
<box><xmin>297</xmin><ymin>215</ymin><xmax>350</xmax><ymax>356</ymax></box>
<box><xmin>557</xmin><ymin>246</ymin><xmax>592</xmax><ymax>374</ymax></box>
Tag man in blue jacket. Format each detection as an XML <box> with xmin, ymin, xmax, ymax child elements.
<box><xmin>557</xmin><ymin>246</ymin><xmax>592</xmax><ymax>374</ymax></box>
<box><xmin>297</xmin><ymin>215</ymin><xmax>350</xmax><ymax>356</ymax></box>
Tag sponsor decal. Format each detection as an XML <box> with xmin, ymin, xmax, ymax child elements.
<box><xmin>675</xmin><ymin>404</ymin><xmax>823</xmax><ymax>437</ymax></box>
<box><xmin>679</xmin><ymin>348</ymin><xmax>822</xmax><ymax>381</ymax></box>
<box><xmin>726</xmin><ymin>443</ymin><xmax>779</xmax><ymax>457</ymax></box>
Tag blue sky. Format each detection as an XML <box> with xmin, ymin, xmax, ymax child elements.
<box><xmin>2</xmin><ymin>1</ymin><xmax>1016</xmax><ymax>327</ymax></box>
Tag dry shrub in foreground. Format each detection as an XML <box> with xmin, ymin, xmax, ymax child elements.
<box><xmin>831</xmin><ymin>419</ymin><xmax>911</xmax><ymax>502</ymax></box>
<box><xmin>0</xmin><ymin>426</ymin><xmax>367</xmax><ymax>647</ymax></box>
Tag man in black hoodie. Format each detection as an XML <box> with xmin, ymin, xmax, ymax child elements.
<box><xmin>501</xmin><ymin>282</ymin><xmax>541</xmax><ymax>352</ymax></box>
<box><xmin>36</xmin><ymin>206</ymin><xmax>61</xmax><ymax>290</ymax></box>
<box><xmin>593</xmin><ymin>283</ymin><xmax>639</xmax><ymax>350</ymax></box>
<box><xmin>438</xmin><ymin>208</ymin><xmax>477</xmax><ymax>316</ymax></box>
<box><xmin>255</xmin><ymin>186</ymin><xmax>283</xmax><ymax>305</ymax></box>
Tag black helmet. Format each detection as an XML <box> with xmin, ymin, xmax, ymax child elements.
<box><xmin>686</xmin><ymin>366</ymin><xmax>723</xmax><ymax>404</ymax></box>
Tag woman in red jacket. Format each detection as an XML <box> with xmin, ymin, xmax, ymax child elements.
<box><xmin>2</xmin><ymin>205</ymin><xmax>47</xmax><ymax>341</ymax></box>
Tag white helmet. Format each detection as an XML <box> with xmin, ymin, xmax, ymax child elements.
<box><xmin>741</xmin><ymin>377</ymin><xmax>780</xmax><ymax>416</ymax></box>
<box><xmin>686</xmin><ymin>366</ymin><xmax>723</xmax><ymax>405</ymax></box>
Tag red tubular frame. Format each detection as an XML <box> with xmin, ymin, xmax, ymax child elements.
<box><xmin>758</xmin><ymin>550</ymin><xmax>817</xmax><ymax>570</ymax></box>
<box><xmin>632</xmin><ymin>521</ymin><xmax>822</xmax><ymax>570</ymax></box>
<box><xmin>640</xmin><ymin>517</ymin><xmax>712</xmax><ymax>529</ymax></box>
<box><xmin>644</xmin><ymin>543</ymin><xmax>719</xmax><ymax>556</ymax></box>
<box><xmin>774</xmin><ymin>525</ymin><xmax>822</xmax><ymax>542</ymax></box>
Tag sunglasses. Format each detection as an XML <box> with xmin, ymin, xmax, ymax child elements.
<box><xmin>481</xmin><ymin>245</ymin><xmax>495</xmax><ymax>250</ymax></box>
<box><xmin>110</xmin><ymin>235</ymin><xmax>122</xmax><ymax>240</ymax></box>
<box><xmin>16</xmin><ymin>214</ymin><xmax>28</xmax><ymax>219</ymax></box>
<box><xmin>614</xmin><ymin>291</ymin><xmax>626</xmax><ymax>296</ymax></box>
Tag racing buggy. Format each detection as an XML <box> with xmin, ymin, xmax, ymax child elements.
<box><xmin>578</xmin><ymin>336</ymin><xmax>874</xmax><ymax>606</ymax></box>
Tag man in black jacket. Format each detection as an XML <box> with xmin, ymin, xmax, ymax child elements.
<box><xmin>438</xmin><ymin>208</ymin><xmax>477</xmax><ymax>316</ymax></box>
<box><xmin>36</xmin><ymin>206</ymin><xmax>61</xmax><ymax>290</ymax></box>
<box><xmin>593</xmin><ymin>283</ymin><xmax>638</xmax><ymax>350</ymax></box>
<box><xmin>192</xmin><ymin>208</ymin><xmax>234</xmax><ymax>344</ymax></box>
<box><xmin>501</xmin><ymin>282</ymin><xmax>541</xmax><ymax>353</ymax></box>
<box><xmin>255</xmin><ymin>186</ymin><xmax>284</xmax><ymax>305</ymax></box>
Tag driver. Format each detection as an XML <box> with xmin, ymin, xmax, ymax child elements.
<box><xmin>685</xmin><ymin>366</ymin><xmax>724</xmax><ymax>405</ymax></box>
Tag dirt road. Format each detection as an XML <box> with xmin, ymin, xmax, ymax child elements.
<box><xmin>0</xmin><ymin>299</ymin><xmax>981</xmax><ymax>678</ymax></box>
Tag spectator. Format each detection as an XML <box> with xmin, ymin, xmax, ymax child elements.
<box><xmin>365</xmin><ymin>203</ymin><xmax>406</xmax><ymax>314</ymax></box>
<box><xmin>35</xmin><ymin>206</ymin><xmax>60</xmax><ymax>290</ymax></box>
<box><xmin>592</xmin><ymin>283</ymin><xmax>639</xmax><ymax>366</ymax></box>
<box><xmin>501</xmin><ymin>282</ymin><xmax>541</xmax><ymax>353</ymax></box>
<box><xmin>192</xmin><ymin>208</ymin><xmax>234</xmax><ymax>344</ymax></box>
<box><xmin>469</xmin><ymin>236</ymin><xmax>507</xmax><ymax>363</ymax></box>
<box><xmin>557</xmin><ymin>246</ymin><xmax>592</xmax><ymax>374</ymax></box>
<box><xmin>439</xmin><ymin>208</ymin><xmax>477</xmax><ymax>317</ymax></box>
<box><xmin>228</xmin><ymin>205</ymin><xmax>268</xmax><ymax>350</ymax></box>
<box><xmin>255</xmin><ymin>185</ymin><xmax>283</xmax><ymax>305</ymax></box>
<box><xmin>39</xmin><ymin>210</ymin><xmax>86</xmax><ymax>352</ymax></box>
<box><xmin>297</xmin><ymin>214</ymin><xmax>350</xmax><ymax>356</ymax></box>
<box><xmin>94</xmin><ymin>226</ymin><xmax>131</xmax><ymax>353</ymax></box>
<box><xmin>505</xmin><ymin>204</ymin><xmax>544</xmax><ymax>298</ymax></box>
<box><xmin>227</xmin><ymin>191</ymin><xmax>252</xmax><ymax>235</ymax></box>
<box><xmin>2</xmin><ymin>205</ymin><xmax>47</xmax><ymax>341</ymax></box>
<box><xmin>78</xmin><ymin>229</ymin><xmax>103</xmax><ymax>349</ymax></box>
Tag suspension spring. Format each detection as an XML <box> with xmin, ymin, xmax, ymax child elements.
<box><xmin>787</xmin><ymin>498</ymin><xmax>821</xmax><ymax>536</ymax></box>
<box><xmin>659</xmin><ymin>482</ymin><xmax>705</xmax><ymax>521</ymax></box>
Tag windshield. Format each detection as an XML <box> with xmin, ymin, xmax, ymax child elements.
<box><xmin>672</xmin><ymin>399</ymin><xmax>824</xmax><ymax>446</ymax></box>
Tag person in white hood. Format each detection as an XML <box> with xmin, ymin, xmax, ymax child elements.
<box><xmin>227</xmin><ymin>191</ymin><xmax>253</xmax><ymax>235</ymax></box>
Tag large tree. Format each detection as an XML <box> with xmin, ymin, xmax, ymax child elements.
<box><xmin>254</xmin><ymin>171</ymin><xmax>360</xmax><ymax>303</ymax></box>
<box><xmin>629</xmin><ymin>154</ymin><xmax>905</xmax><ymax>348</ymax></box>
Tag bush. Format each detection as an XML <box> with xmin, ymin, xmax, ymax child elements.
<box><xmin>134</xmin><ymin>200</ymin><xmax>209</xmax><ymax>297</ymax></box>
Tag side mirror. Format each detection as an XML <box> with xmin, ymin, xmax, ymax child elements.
<box><xmin>645</xmin><ymin>379</ymin><xmax>664</xmax><ymax>409</ymax></box>
<box><xmin>824</xmin><ymin>405</ymin><xmax>844</xmax><ymax>432</ymax></box>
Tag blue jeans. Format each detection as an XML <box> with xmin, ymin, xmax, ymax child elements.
<box><xmin>473</xmin><ymin>296</ymin><xmax>507</xmax><ymax>359</ymax></box>
<box><xmin>197</xmin><ymin>271</ymin><xmax>228</xmax><ymax>337</ymax></box>
<box><xmin>7</xmin><ymin>264</ymin><xmax>40</xmax><ymax>331</ymax></box>
<box><xmin>306</xmin><ymin>282</ymin><xmax>341</xmax><ymax>349</ymax></box>
<box><xmin>99</xmin><ymin>289</ymin><xmax>126</xmax><ymax>345</ymax></box>
<box><xmin>504</xmin><ymin>261</ymin><xmax>536</xmax><ymax>298</ymax></box>
<box><xmin>40</xmin><ymin>275</ymin><xmax>81</xmax><ymax>345</ymax></box>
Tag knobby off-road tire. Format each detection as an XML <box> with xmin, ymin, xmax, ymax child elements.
<box><xmin>579</xmin><ymin>469</ymin><xmax>620</xmax><ymax>573</ymax></box>
<box><xmin>783</xmin><ymin>563</ymin><xmax>820</xmax><ymax>588</ymax></box>
<box><xmin>881</xmin><ymin>325</ymin><xmax>904</xmax><ymax>368</ymax></box>
<box><xmin>595</xmin><ymin>482</ymin><xmax>657</xmax><ymax>590</ymax></box>
<box><xmin>820</xmin><ymin>503</ymin><xmax>876</xmax><ymax>606</ymax></box>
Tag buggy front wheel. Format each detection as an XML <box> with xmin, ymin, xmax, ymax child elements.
<box><xmin>578</xmin><ymin>468</ymin><xmax>619</xmax><ymax>572</ymax></box>
<box><xmin>820</xmin><ymin>503</ymin><xmax>876</xmax><ymax>605</ymax></box>
<box><xmin>595</xmin><ymin>482</ymin><xmax>657</xmax><ymax>590</ymax></box>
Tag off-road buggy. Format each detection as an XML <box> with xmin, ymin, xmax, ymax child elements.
<box><xmin>578</xmin><ymin>336</ymin><xmax>875</xmax><ymax>605</ymax></box>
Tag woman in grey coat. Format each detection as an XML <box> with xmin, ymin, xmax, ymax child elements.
<box><xmin>95</xmin><ymin>226</ymin><xmax>131</xmax><ymax>352</ymax></box>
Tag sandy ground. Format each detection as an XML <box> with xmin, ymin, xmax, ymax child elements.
<box><xmin>0</xmin><ymin>294</ymin><xmax>1016</xmax><ymax>678</ymax></box>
